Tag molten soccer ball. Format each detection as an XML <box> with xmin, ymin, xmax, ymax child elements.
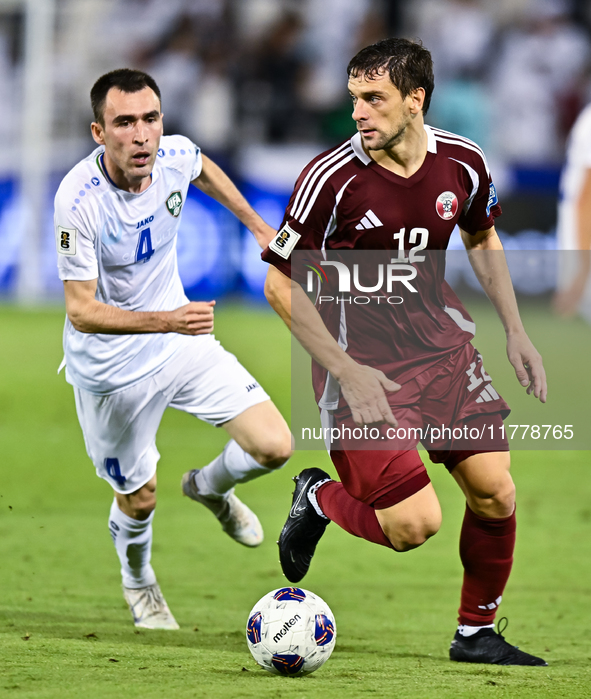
<box><xmin>245</xmin><ymin>587</ymin><xmax>337</xmax><ymax>676</ymax></box>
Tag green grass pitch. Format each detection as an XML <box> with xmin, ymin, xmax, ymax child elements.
<box><xmin>0</xmin><ymin>301</ymin><xmax>590</xmax><ymax>698</ymax></box>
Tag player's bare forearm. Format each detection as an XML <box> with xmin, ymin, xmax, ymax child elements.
<box><xmin>63</xmin><ymin>279</ymin><xmax>214</xmax><ymax>335</ymax></box>
<box><xmin>264</xmin><ymin>266</ymin><xmax>292</xmax><ymax>329</ymax></box>
<box><xmin>264</xmin><ymin>266</ymin><xmax>400</xmax><ymax>425</ymax></box>
<box><xmin>265</xmin><ymin>266</ymin><xmax>366</xmax><ymax>382</ymax></box>
<box><xmin>461</xmin><ymin>226</ymin><xmax>547</xmax><ymax>402</ymax></box>
<box><xmin>192</xmin><ymin>155</ymin><xmax>275</xmax><ymax>248</ymax></box>
<box><xmin>461</xmin><ymin>227</ymin><xmax>524</xmax><ymax>335</ymax></box>
<box><xmin>265</xmin><ymin>266</ymin><xmax>352</xmax><ymax>374</ymax></box>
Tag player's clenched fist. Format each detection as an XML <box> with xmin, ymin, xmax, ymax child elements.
<box><xmin>169</xmin><ymin>300</ymin><xmax>215</xmax><ymax>335</ymax></box>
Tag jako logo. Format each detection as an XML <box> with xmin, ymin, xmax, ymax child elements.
<box><xmin>272</xmin><ymin>614</ymin><xmax>302</xmax><ymax>643</ymax></box>
<box><xmin>136</xmin><ymin>215</ymin><xmax>154</xmax><ymax>229</ymax></box>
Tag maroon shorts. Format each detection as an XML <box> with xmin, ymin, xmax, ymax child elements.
<box><xmin>328</xmin><ymin>344</ymin><xmax>510</xmax><ymax>510</ymax></box>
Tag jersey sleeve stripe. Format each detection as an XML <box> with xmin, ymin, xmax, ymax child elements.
<box><xmin>430</xmin><ymin>126</ymin><xmax>486</xmax><ymax>156</ymax></box>
<box><xmin>431</xmin><ymin>128</ymin><xmax>488</xmax><ymax>163</ymax></box>
<box><xmin>432</xmin><ymin>132</ymin><xmax>485</xmax><ymax>158</ymax></box>
<box><xmin>299</xmin><ymin>152</ymin><xmax>357</xmax><ymax>224</ymax></box>
<box><xmin>292</xmin><ymin>144</ymin><xmax>354</xmax><ymax>220</ymax></box>
<box><xmin>321</xmin><ymin>174</ymin><xmax>357</xmax><ymax>250</ymax></box>
<box><xmin>434</xmin><ymin>134</ymin><xmax>490</xmax><ymax>176</ymax></box>
<box><xmin>291</xmin><ymin>141</ymin><xmax>352</xmax><ymax>216</ymax></box>
<box><xmin>449</xmin><ymin>157</ymin><xmax>479</xmax><ymax>211</ymax></box>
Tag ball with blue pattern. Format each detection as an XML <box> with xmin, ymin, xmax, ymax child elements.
<box><xmin>246</xmin><ymin>587</ymin><xmax>336</xmax><ymax>676</ymax></box>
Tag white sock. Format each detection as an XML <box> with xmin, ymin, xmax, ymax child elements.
<box><xmin>108</xmin><ymin>499</ymin><xmax>157</xmax><ymax>589</ymax></box>
<box><xmin>458</xmin><ymin>623</ymin><xmax>495</xmax><ymax>637</ymax></box>
<box><xmin>195</xmin><ymin>440</ymin><xmax>278</xmax><ymax>497</ymax></box>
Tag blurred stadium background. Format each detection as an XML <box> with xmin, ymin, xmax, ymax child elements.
<box><xmin>0</xmin><ymin>0</ymin><xmax>590</xmax><ymax>303</ymax></box>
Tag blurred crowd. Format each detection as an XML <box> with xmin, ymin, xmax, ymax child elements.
<box><xmin>0</xmin><ymin>0</ymin><xmax>590</xmax><ymax>171</ymax></box>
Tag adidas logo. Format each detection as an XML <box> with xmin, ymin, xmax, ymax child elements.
<box><xmin>475</xmin><ymin>384</ymin><xmax>500</xmax><ymax>403</ymax></box>
<box><xmin>478</xmin><ymin>595</ymin><xmax>502</xmax><ymax>611</ymax></box>
<box><xmin>355</xmin><ymin>209</ymin><xmax>383</xmax><ymax>230</ymax></box>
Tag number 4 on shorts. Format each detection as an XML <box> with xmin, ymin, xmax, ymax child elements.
<box><xmin>105</xmin><ymin>458</ymin><xmax>127</xmax><ymax>487</ymax></box>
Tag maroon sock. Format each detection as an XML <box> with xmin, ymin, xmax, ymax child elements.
<box><xmin>316</xmin><ymin>481</ymin><xmax>393</xmax><ymax>548</ymax></box>
<box><xmin>458</xmin><ymin>504</ymin><xmax>516</xmax><ymax>626</ymax></box>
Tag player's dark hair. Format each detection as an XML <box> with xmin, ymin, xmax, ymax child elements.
<box><xmin>347</xmin><ymin>38</ymin><xmax>434</xmax><ymax>115</ymax></box>
<box><xmin>90</xmin><ymin>69</ymin><xmax>162</xmax><ymax>124</ymax></box>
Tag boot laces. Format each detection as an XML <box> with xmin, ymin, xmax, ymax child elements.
<box><xmin>142</xmin><ymin>585</ymin><xmax>165</xmax><ymax>614</ymax></box>
<box><xmin>496</xmin><ymin>616</ymin><xmax>519</xmax><ymax>648</ymax></box>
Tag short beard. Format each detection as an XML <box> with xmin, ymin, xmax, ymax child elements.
<box><xmin>366</xmin><ymin>122</ymin><xmax>407</xmax><ymax>151</ymax></box>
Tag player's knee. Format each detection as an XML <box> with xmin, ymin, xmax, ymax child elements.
<box><xmin>117</xmin><ymin>485</ymin><xmax>157</xmax><ymax>520</ymax></box>
<box><xmin>384</xmin><ymin>514</ymin><xmax>441</xmax><ymax>552</ymax></box>
<box><xmin>125</xmin><ymin>494</ymin><xmax>156</xmax><ymax>520</ymax></box>
<box><xmin>251</xmin><ymin>432</ymin><xmax>293</xmax><ymax>469</ymax></box>
<box><xmin>470</xmin><ymin>475</ymin><xmax>515</xmax><ymax>519</ymax></box>
<box><xmin>258</xmin><ymin>444</ymin><xmax>292</xmax><ymax>469</ymax></box>
<box><xmin>494</xmin><ymin>479</ymin><xmax>516</xmax><ymax>514</ymax></box>
<box><xmin>131</xmin><ymin>499</ymin><xmax>156</xmax><ymax>520</ymax></box>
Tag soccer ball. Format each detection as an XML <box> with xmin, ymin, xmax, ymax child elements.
<box><xmin>245</xmin><ymin>587</ymin><xmax>337</xmax><ymax>676</ymax></box>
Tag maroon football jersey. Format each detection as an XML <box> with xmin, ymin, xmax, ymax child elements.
<box><xmin>262</xmin><ymin>126</ymin><xmax>502</xmax><ymax>406</ymax></box>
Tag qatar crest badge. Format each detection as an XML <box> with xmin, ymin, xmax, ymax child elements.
<box><xmin>436</xmin><ymin>191</ymin><xmax>458</xmax><ymax>220</ymax></box>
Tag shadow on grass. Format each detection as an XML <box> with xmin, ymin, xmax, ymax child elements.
<box><xmin>0</xmin><ymin>609</ymin><xmax>251</xmax><ymax>652</ymax></box>
<box><xmin>336</xmin><ymin>645</ymin><xmax>442</xmax><ymax>662</ymax></box>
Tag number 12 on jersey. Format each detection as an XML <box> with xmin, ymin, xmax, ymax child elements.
<box><xmin>136</xmin><ymin>227</ymin><xmax>155</xmax><ymax>263</ymax></box>
<box><xmin>392</xmin><ymin>227</ymin><xmax>429</xmax><ymax>263</ymax></box>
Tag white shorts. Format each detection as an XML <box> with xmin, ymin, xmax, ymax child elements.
<box><xmin>73</xmin><ymin>336</ymin><xmax>270</xmax><ymax>494</ymax></box>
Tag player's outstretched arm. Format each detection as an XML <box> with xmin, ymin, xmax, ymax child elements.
<box><xmin>192</xmin><ymin>154</ymin><xmax>275</xmax><ymax>249</ymax></box>
<box><xmin>63</xmin><ymin>279</ymin><xmax>215</xmax><ymax>335</ymax></box>
<box><xmin>264</xmin><ymin>266</ymin><xmax>400</xmax><ymax>426</ymax></box>
<box><xmin>461</xmin><ymin>226</ymin><xmax>547</xmax><ymax>403</ymax></box>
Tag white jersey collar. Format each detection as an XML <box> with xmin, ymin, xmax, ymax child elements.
<box><xmin>424</xmin><ymin>124</ymin><xmax>437</xmax><ymax>153</ymax></box>
<box><xmin>351</xmin><ymin>125</ymin><xmax>437</xmax><ymax>164</ymax></box>
<box><xmin>351</xmin><ymin>132</ymin><xmax>372</xmax><ymax>165</ymax></box>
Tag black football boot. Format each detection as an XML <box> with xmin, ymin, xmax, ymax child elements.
<box><xmin>278</xmin><ymin>468</ymin><xmax>332</xmax><ymax>582</ymax></box>
<box><xmin>450</xmin><ymin>618</ymin><xmax>547</xmax><ymax>666</ymax></box>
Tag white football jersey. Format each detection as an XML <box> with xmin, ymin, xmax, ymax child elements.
<box><xmin>558</xmin><ymin>103</ymin><xmax>591</xmax><ymax>250</ymax></box>
<box><xmin>556</xmin><ymin>104</ymin><xmax>591</xmax><ymax>321</ymax></box>
<box><xmin>55</xmin><ymin>134</ymin><xmax>204</xmax><ymax>394</ymax></box>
